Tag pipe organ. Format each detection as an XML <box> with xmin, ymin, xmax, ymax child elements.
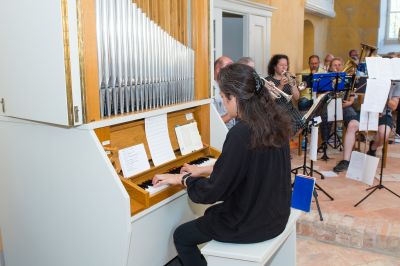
<box><xmin>0</xmin><ymin>0</ymin><xmax>213</xmax><ymax>265</ymax></box>
<box><xmin>96</xmin><ymin>0</ymin><xmax>195</xmax><ymax>117</ymax></box>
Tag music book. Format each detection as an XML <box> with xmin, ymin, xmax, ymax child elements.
<box><xmin>302</xmin><ymin>92</ymin><xmax>330</xmax><ymax>122</ymax></box>
<box><xmin>346</xmin><ymin>151</ymin><xmax>379</xmax><ymax>186</ymax></box>
<box><xmin>175</xmin><ymin>122</ymin><xmax>203</xmax><ymax>155</ymax></box>
<box><xmin>145</xmin><ymin>114</ymin><xmax>176</xmax><ymax>166</ymax></box>
<box><xmin>118</xmin><ymin>144</ymin><xmax>151</xmax><ymax>178</ymax></box>
<box><xmin>291</xmin><ymin>175</ymin><xmax>315</xmax><ymax>212</ymax></box>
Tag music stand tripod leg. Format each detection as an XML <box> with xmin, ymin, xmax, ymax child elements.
<box><xmin>313</xmin><ymin>190</ymin><xmax>323</xmax><ymax>221</ymax></box>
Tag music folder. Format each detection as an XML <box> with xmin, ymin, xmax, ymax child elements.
<box><xmin>291</xmin><ymin>175</ymin><xmax>315</xmax><ymax>212</ymax></box>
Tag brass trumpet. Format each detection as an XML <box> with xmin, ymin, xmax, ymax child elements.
<box><xmin>261</xmin><ymin>77</ymin><xmax>293</xmax><ymax>102</ymax></box>
<box><xmin>282</xmin><ymin>71</ymin><xmax>307</xmax><ymax>90</ymax></box>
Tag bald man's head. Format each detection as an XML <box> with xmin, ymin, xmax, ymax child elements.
<box><xmin>214</xmin><ymin>56</ymin><xmax>233</xmax><ymax>81</ymax></box>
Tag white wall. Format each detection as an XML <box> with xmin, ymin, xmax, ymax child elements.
<box><xmin>223</xmin><ymin>16</ymin><xmax>244</xmax><ymax>61</ymax></box>
<box><xmin>378</xmin><ymin>0</ymin><xmax>400</xmax><ymax>54</ymax></box>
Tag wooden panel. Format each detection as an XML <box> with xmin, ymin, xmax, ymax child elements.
<box><xmin>180</xmin><ymin>0</ymin><xmax>188</xmax><ymax>45</ymax></box>
<box><xmin>170</xmin><ymin>0</ymin><xmax>178</xmax><ymax>40</ymax></box>
<box><xmin>191</xmin><ymin>0</ymin><xmax>210</xmax><ymax>100</ymax></box>
<box><xmin>78</xmin><ymin>0</ymin><xmax>100</xmax><ymax>122</ymax></box>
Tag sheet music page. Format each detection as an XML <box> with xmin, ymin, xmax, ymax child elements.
<box><xmin>363</xmin><ymin>79</ymin><xmax>391</xmax><ymax>113</ymax></box>
<box><xmin>379</xmin><ymin>58</ymin><xmax>395</xmax><ymax>79</ymax></box>
<box><xmin>346</xmin><ymin>151</ymin><xmax>366</xmax><ymax>183</ymax></box>
<box><xmin>309</xmin><ymin>126</ymin><xmax>318</xmax><ymax>161</ymax></box>
<box><xmin>175</xmin><ymin>122</ymin><xmax>203</xmax><ymax>155</ymax></box>
<box><xmin>320</xmin><ymin>171</ymin><xmax>338</xmax><ymax>177</ymax></box>
<box><xmin>118</xmin><ymin>144</ymin><xmax>150</xmax><ymax>178</ymax></box>
<box><xmin>346</xmin><ymin>151</ymin><xmax>379</xmax><ymax>185</ymax></box>
<box><xmin>366</xmin><ymin>57</ymin><xmax>381</xmax><ymax>79</ymax></box>
<box><xmin>145</xmin><ymin>114</ymin><xmax>176</xmax><ymax>166</ymax></box>
<box><xmin>327</xmin><ymin>98</ymin><xmax>343</xmax><ymax>122</ymax></box>
<box><xmin>392</xmin><ymin>58</ymin><xmax>400</xmax><ymax>80</ymax></box>
<box><xmin>359</xmin><ymin>104</ymin><xmax>379</xmax><ymax>131</ymax></box>
<box><xmin>363</xmin><ymin>155</ymin><xmax>380</xmax><ymax>186</ymax></box>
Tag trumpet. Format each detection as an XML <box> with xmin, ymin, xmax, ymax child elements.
<box><xmin>282</xmin><ymin>71</ymin><xmax>307</xmax><ymax>90</ymax></box>
<box><xmin>261</xmin><ymin>77</ymin><xmax>292</xmax><ymax>102</ymax></box>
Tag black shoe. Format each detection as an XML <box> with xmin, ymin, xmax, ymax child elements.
<box><xmin>333</xmin><ymin>160</ymin><xmax>350</xmax><ymax>173</ymax></box>
<box><xmin>367</xmin><ymin>141</ymin><xmax>377</xmax><ymax>157</ymax></box>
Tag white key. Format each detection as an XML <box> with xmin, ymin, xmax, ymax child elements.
<box><xmin>146</xmin><ymin>184</ymin><xmax>170</xmax><ymax>195</ymax></box>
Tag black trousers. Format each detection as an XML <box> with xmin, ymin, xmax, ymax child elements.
<box><xmin>173</xmin><ymin>219</ymin><xmax>212</xmax><ymax>266</ymax></box>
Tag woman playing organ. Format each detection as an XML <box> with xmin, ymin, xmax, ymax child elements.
<box><xmin>152</xmin><ymin>63</ymin><xmax>292</xmax><ymax>266</ymax></box>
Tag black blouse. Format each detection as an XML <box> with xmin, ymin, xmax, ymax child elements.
<box><xmin>266</xmin><ymin>76</ymin><xmax>305</xmax><ymax>133</ymax></box>
<box><xmin>185</xmin><ymin>122</ymin><xmax>291</xmax><ymax>243</ymax></box>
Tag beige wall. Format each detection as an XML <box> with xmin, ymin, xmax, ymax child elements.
<box><xmin>304</xmin><ymin>13</ymin><xmax>330</xmax><ymax>66</ymax></box>
<box><xmin>327</xmin><ymin>0</ymin><xmax>380</xmax><ymax>60</ymax></box>
<box><xmin>269</xmin><ymin>0</ymin><xmax>306</xmax><ymax>73</ymax></box>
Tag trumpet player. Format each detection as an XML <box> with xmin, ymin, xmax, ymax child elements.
<box><xmin>299</xmin><ymin>55</ymin><xmax>326</xmax><ymax>111</ymax></box>
<box><xmin>266</xmin><ymin>54</ymin><xmax>305</xmax><ymax>134</ymax></box>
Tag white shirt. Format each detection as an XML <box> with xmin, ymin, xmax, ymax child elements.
<box><xmin>212</xmin><ymin>80</ymin><xmax>235</xmax><ymax>129</ymax></box>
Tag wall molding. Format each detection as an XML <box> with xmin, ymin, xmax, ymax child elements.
<box><xmin>214</xmin><ymin>0</ymin><xmax>276</xmax><ymax>17</ymax></box>
<box><xmin>305</xmin><ymin>0</ymin><xmax>336</xmax><ymax>18</ymax></box>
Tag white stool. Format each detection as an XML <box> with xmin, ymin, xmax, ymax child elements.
<box><xmin>201</xmin><ymin>208</ymin><xmax>301</xmax><ymax>266</ymax></box>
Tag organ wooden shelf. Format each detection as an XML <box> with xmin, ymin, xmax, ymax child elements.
<box><xmin>95</xmin><ymin>107</ymin><xmax>220</xmax><ymax>215</ymax></box>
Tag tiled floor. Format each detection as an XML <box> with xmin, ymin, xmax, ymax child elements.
<box><xmin>292</xmin><ymin>134</ymin><xmax>400</xmax><ymax>264</ymax></box>
<box><xmin>297</xmin><ymin>237</ymin><xmax>400</xmax><ymax>266</ymax></box>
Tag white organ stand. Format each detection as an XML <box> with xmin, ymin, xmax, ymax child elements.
<box><xmin>0</xmin><ymin>1</ymin><xmax>211</xmax><ymax>265</ymax></box>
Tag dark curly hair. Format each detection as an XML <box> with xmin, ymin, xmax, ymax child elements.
<box><xmin>218</xmin><ymin>63</ymin><xmax>291</xmax><ymax>148</ymax></box>
<box><xmin>267</xmin><ymin>54</ymin><xmax>289</xmax><ymax>76</ymax></box>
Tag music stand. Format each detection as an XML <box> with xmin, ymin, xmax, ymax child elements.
<box><xmin>354</xmin><ymin>104</ymin><xmax>400</xmax><ymax>207</ymax></box>
<box><xmin>291</xmin><ymin>92</ymin><xmax>335</xmax><ymax>221</ymax></box>
<box><xmin>312</xmin><ymin>72</ymin><xmax>346</xmax><ymax>159</ymax></box>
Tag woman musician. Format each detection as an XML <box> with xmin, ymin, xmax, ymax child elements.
<box><xmin>265</xmin><ymin>54</ymin><xmax>305</xmax><ymax>135</ymax></box>
<box><xmin>152</xmin><ymin>63</ymin><xmax>292</xmax><ymax>266</ymax></box>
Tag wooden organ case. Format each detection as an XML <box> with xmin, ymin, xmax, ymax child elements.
<box><xmin>0</xmin><ymin>1</ymin><xmax>215</xmax><ymax>266</ymax></box>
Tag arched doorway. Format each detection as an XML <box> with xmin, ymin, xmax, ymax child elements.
<box><xmin>303</xmin><ymin>20</ymin><xmax>315</xmax><ymax>69</ymax></box>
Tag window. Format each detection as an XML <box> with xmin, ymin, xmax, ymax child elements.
<box><xmin>386</xmin><ymin>0</ymin><xmax>400</xmax><ymax>41</ymax></box>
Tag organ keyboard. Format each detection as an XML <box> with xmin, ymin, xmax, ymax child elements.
<box><xmin>118</xmin><ymin>145</ymin><xmax>220</xmax><ymax>215</ymax></box>
<box><xmin>138</xmin><ymin>156</ymin><xmax>217</xmax><ymax>195</ymax></box>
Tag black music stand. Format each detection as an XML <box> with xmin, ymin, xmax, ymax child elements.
<box><xmin>354</xmin><ymin>106</ymin><xmax>400</xmax><ymax>207</ymax></box>
<box><xmin>312</xmin><ymin>72</ymin><xmax>346</xmax><ymax>160</ymax></box>
<box><xmin>291</xmin><ymin>92</ymin><xmax>335</xmax><ymax>221</ymax></box>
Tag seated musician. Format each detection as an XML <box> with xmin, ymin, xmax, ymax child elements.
<box><xmin>367</xmin><ymin>81</ymin><xmax>400</xmax><ymax>156</ymax></box>
<box><xmin>213</xmin><ymin>56</ymin><xmax>235</xmax><ymax>129</ymax></box>
<box><xmin>322</xmin><ymin>53</ymin><xmax>335</xmax><ymax>72</ymax></box>
<box><xmin>237</xmin><ymin>56</ymin><xmax>256</xmax><ymax>69</ymax></box>
<box><xmin>330</xmin><ymin>57</ymin><xmax>360</xmax><ymax>172</ymax></box>
<box><xmin>152</xmin><ymin>63</ymin><xmax>292</xmax><ymax>266</ymax></box>
<box><xmin>266</xmin><ymin>54</ymin><xmax>305</xmax><ymax>134</ymax></box>
<box><xmin>298</xmin><ymin>55</ymin><xmax>326</xmax><ymax>111</ymax></box>
<box><xmin>348</xmin><ymin>48</ymin><xmax>360</xmax><ymax>63</ymax></box>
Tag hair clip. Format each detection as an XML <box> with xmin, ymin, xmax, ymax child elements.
<box><xmin>252</xmin><ymin>71</ymin><xmax>264</xmax><ymax>95</ymax></box>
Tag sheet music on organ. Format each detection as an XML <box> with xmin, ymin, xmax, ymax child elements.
<box><xmin>145</xmin><ymin>114</ymin><xmax>176</xmax><ymax>166</ymax></box>
<box><xmin>118</xmin><ymin>144</ymin><xmax>151</xmax><ymax>178</ymax></box>
<box><xmin>175</xmin><ymin>122</ymin><xmax>203</xmax><ymax>155</ymax></box>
